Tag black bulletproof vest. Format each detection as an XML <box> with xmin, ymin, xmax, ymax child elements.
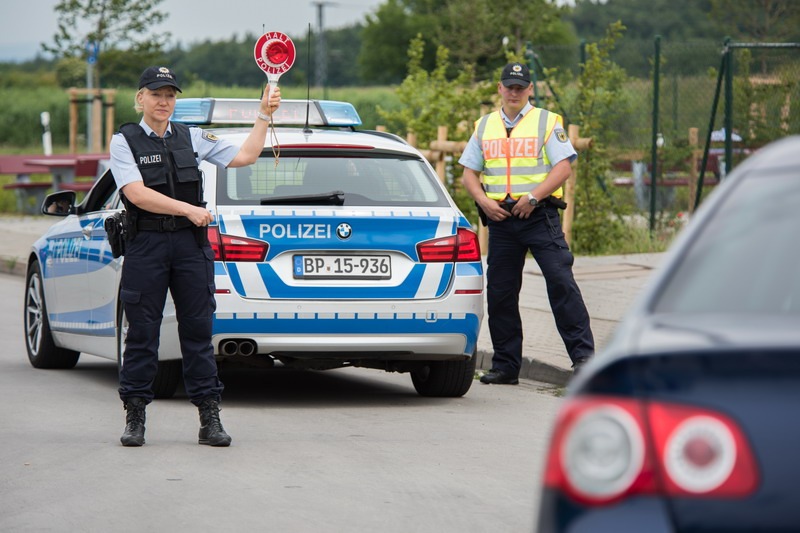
<box><xmin>118</xmin><ymin>122</ymin><xmax>202</xmax><ymax>219</ymax></box>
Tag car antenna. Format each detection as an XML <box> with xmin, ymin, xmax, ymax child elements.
<box><xmin>303</xmin><ymin>22</ymin><xmax>312</xmax><ymax>134</ymax></box>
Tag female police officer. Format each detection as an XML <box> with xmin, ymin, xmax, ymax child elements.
<box><xmin>110</xmin><ymin>66</ymin><xmax>280</xmax><ymax>446</ymax></box>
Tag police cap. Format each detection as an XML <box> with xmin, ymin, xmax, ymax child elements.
<box><xmin>138</xmin><ymin>66</ymin><xmax>182</xmax><ymax>92</ymax></box>
<box><xmin>500</xmin><ymin>62</ymin><xmax>531</xmax><ymax>88</ymax></box>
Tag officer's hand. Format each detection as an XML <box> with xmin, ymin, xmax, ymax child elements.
<box><xmin>186</xmin><ymin>204</ymin><xmax>213</xmax><ymax>227</ymax></box>
<box><xmin>262</xmin><ymin>86</ymin><xmax>281</xmax><ymax>114</ymax></box>
<box><xmin>480</xmin><ymin>198</ymin><xmax>509</xmax><ymax>222</ymax></box>
<box><xmin>511</xmin><ymin>200</ymin><xmax>536</xmax><ymax>219</ymax></box>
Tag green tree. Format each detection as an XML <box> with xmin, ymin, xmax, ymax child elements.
<box><xmin>43</xmin><ymin>0</ymin><xmax>170</xmax><ymax>88</ymax></box>
<box><xmin>709</xmin><ymin>0</ymin><xmax>800</xmax><ymax>43</ymax></box>
<box><xmin>568</xmin><ymin>21</ymin><xmax>633</xmax><ymax>254</ymax></box>
<box><xmin>358</xmin><ymin>0</ymin><xmax>445</xmax><ymax>84</ymax></box>
<box><xmin>437</xmin><ymin>0</ymin><xmax>576</xmax><ymax>79</ymax></box>
<box><xmin>377</xmin><ymin>35</ymin><xmax>495</xmax><ymax>220</ymax></box>
<box><xmin>566</xmin><ymin>0</ymin><xmax>719</xmax><ymax>42</ymax></box>
<box><xmin>377</xmin><ymin>35</ymin><xmax>493</xmax><ymax>144</ymax></box>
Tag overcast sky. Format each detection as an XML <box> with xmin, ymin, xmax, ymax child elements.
<box><xmin>0</xmin><ymin>0</ymin><xmax>384</xmax><ymax>62</ymax></box>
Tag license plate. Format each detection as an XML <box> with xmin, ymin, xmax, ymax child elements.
<box><xmin>293</xmin><ymin>254</ymin><xmax>392</xmax><ymax>279</ymax></box>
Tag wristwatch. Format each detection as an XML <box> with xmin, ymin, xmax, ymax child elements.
<box><xmin>526</xmin><ymin>193</ymin><xmax>538</xmax><ymax>208</ymax></box>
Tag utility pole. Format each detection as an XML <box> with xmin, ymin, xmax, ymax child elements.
<box><xmin>312</xmin><ymin>1</ymin><xmax>337</xmax><ymax>99</ymax></box>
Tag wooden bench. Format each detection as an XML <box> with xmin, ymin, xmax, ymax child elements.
<box><xmin>0</xmin><ymin>156</ymin><xmax>53</xmax><ymax>214</ymax></box>
<box><xmin>0</xmin><ymin>153</ymin><xmax>108</xmax><ymax>214</ymax></box>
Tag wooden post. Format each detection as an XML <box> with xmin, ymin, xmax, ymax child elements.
<box><xmin>69</xmin><ymin>88</ymin><xmax>79</xmax><ymax>153</ymax></box>
<box><xmin>67</xmin><ymin>88</ymin><xmax>116</xmax><ymax>153</ymax></box>
<box><xmin>688</xmin><ymin>127</ymin><xmax>699</xmax><ymax>214</ymax></box>
<box><xmin>91</xmin><ymin>89</ymin><xmax>103</xmax><ymax>153</ymax></box>
<box><xmin>104</xmin><ymin>90</ymin><xmax>116</xmax><ymax>151</ymax></box>
<box><xmin>375</xmin><ymin>125</ymin><xmax>386</xmax><ymax>132</ymax></box>
<box><xmin>406</xmin><ymin>132</ymin><xmax>417</xmax><ymax>148</ymax></box>
<box><xmin>435</xmin><ymin>125</ymin><xmax>448</xmax><ymax>183</ymax></box>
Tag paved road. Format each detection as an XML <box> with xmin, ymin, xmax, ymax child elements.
<box><xmin>0</xmin><ymin>272</ymin><xmax>564</xmax><ymax>533</ymax></box>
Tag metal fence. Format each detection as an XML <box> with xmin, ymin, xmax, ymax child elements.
<box><xmin>530</xmin><ymin>37</ymin><xmax>799</xmax><ymax>216</ymax></box>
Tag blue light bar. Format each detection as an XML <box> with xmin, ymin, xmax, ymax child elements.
<box><xmin>171</xmin><ymin>98</ymin><xmax>362</xmax><ymax>127</ymax></box>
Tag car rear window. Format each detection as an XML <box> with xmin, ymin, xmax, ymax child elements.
<box><xmin>217</xmin><ymin>155</ymin><xmax>450</xmax><ymax>207</ymax></box>
<box><xmin>653</xmin><ymin>172</ymin><xmax>800</xmax><ymax>314</ymax></box>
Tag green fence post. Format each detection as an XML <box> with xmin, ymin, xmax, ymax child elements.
<box><xmin>694</xmin><ymin>39</ymin><xmax>729</xmax><ymax>211</ymax></box>
<box><xmin>525</xmin><ymin>41</ymin><xmax>540</xmax><ymax>107</ymax></box>
<box><xmin>724</xmin><ymin>39</ymin><xmax>734</xmax><ymax>179</ymax></box>
<box><xmin>650</xmin><ymin>35</ymin><xmax>661</xmax><ymax>235</ymax></box>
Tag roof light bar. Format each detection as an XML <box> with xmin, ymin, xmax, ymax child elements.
<box><xmin>171</xmin><ymin>98</ymin><xmax>362</xmax><ymax>127</ymax></box>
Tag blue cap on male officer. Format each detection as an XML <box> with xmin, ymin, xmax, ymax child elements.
<box><xmin>500</xmin><ymin>62</ymin><xmax>531</xmax><ymax>88</ymax></box>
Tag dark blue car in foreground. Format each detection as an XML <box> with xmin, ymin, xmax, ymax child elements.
<box><xmin>536</xmin><ymin>136</ymin><xmax>800</xmax><ymax>531</ymax></box>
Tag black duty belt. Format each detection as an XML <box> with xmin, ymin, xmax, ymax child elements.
<box><xmin>497</xmin><ymin>195</ymin><xmax>566</xmax><ymax>212</ymax></box>
<box><xmin>137</xmin><ymin>216</ymin><xmax>194</xmax><ymax>232</ymax></box>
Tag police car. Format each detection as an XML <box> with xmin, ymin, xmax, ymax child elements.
<box><xmin>24</xmin><ymin>99</ymin><xmax>484</xmax><ymax>398</ymax></box>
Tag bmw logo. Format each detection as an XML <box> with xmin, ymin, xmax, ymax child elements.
<box><xmin>336</xmin><ymin>223</ymin><xmax>352</xmax><ymax>240</ymax></box>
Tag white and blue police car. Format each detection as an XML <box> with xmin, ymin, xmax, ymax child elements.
<box><xmin>24</xmin><ymin>99</ymin><xmax>484</xmax><ymax>398</ymax></box>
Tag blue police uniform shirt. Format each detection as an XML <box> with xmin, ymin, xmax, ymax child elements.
<box><xmin>110</xmin><ymin>119</ymin><xmax>241</xmax><ymax>190</ymax></box>
<box><xmin>458</xmin><ymin>102</ymin><xmax>577</xmax><ymax>172</ymax></box>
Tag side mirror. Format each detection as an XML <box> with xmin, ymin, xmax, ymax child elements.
<box><xmin>42</xmin><ymin>190</ymin><xmax>77</xmax><ymax>216</ymax></box>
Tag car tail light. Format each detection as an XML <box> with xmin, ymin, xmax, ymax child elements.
<box><xmin>543</xmin><ymin>396</ymin><xmax>758</xmax><ymax>506</ymax></box>
<box><xmin>207</xmin><ymin>226</ymin><xmax>268</xmax><ymax>262</ymax></box>
<box><xmin>416</xmin><ymin>228</ymin><xmax>481</xmax><ymax>262</ymax></box>
<box><xmin>650</xmin><ymin>403</ymin><xmax>759</xmax><ymax>496</ymax></box>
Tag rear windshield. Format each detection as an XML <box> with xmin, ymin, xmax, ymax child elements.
<box><xmin>653</xmin><ymin>172</ymin><xmax>800</xmax><ymax>315</ymax></box>
<box><xmin>216</xmin><ymin>155</ymin><xmax>450</xmax><ymax>207</ymax></box>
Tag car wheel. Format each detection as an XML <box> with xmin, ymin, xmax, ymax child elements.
<box><xmin>24</xmin><ymin>261</ymin><xmax>80</xmax><ymax>369</ymax></box>
<box><xmin>117</xmin><ymin>302</ymin><xmax>181</xmax><ymax>399</ymax></box>
<box><xmin>411</xmin><ymin>351</ymin><xmax>477</xmax><ymax>397</ymax></box>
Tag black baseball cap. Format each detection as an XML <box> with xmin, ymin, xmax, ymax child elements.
<box><xmin>138</xmin><ymin>66</ymin><xmax>182</xmax><ymax>92</ymax></box>
<box><xmin>500</xmin><ymin>62</ymin><xmax>531</xmax><ymax>88</ymax></box>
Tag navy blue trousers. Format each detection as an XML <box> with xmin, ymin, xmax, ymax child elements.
<box><xmin>118</xmin><ymin>227</ymin><xmax>223</xmax><ymax>404</ymax></box>
<box><xmin>486</xmin><ymin>203</ymin><xmax>594</xmax><ymax>376</ymax></box>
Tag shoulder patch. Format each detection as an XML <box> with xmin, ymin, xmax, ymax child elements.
<box><xmin>201</xmin><ymin>131</ymin><xmax>219</xmax><ymax>143</ymax></box>
<box><xmin>555</xmin><ymin>129</ymin><xmax>568</xmax><ymax>143</ymax></box>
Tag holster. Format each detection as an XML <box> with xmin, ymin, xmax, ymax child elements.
<box><xmin>475</xmin><ymin>201</ymin><xmax>488</xmax><ymax>226</ymax></box>
<box><xmin>545</xmin><ymin>196</ymin><xmax>568</xmax><ymax>210</ymax></box>
<box><xmin>195</xmin><ymin>201</ymin><xmax>209</xmax><ymax>246</ymax></box>
<box><xmin>104</xmin><ymin>211</ymin><xmax>128</xmax><ymax>258</ymax></box>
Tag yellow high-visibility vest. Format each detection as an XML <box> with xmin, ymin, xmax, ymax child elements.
<box><xmin>475</xmin><ymin>107</ymin><xmax>563</xmax><ymax>200</ymax></box>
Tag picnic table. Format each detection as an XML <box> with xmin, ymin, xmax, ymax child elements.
<box><xmin>0</xmin><ymin>153</ymin><xmax>109</xmax><ymax>214</ymax></box>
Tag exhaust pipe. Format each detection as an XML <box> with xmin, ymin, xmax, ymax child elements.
<box><xmin>219</xmin><ymin>339</ymin><xmax>258</xmax><ymax>357</ymax></box>
<box><xmin>220</xmin><ymin>340</ymin><xmax>239</xmax><ymax>356</ymax></box>
<box><xmin>238</xmin><ymin>340</ymin><xmax>257</xmax><ymax>357</ymax></box>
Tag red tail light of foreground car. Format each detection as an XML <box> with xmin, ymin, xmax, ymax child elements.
<box><xmin>542</xmin><ymin>396</ymin><xmax>759</xmax><ymax>506</ymax></box>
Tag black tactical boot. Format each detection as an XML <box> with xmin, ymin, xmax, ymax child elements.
<box><xmin>198</xmin><ymin>398</ymin><xmax>232</xmax><ymax>447</ymax></box>
<box><xmin>120</xmin><ymin>397</ymin><xmax>147</xmax><ymax>447</ymax></box>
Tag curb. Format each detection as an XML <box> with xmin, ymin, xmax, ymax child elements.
<box><xmin>0</xmin><ymin>254</ymin><xmax>28</xmax><ymax>277</ymax></box>
<box><xmin>476</xmin><ymin>348</ymin><xmax>571</xmax><ymax>388</ymax></box>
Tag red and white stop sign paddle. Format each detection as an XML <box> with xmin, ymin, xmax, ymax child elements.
<box><xmin>254</xmin><ymin>32</ymin><xmax>296</xmax><ymax>101</ymax></box>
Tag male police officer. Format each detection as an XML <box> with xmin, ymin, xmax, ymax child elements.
<box><xmin>459</xmin><ymin>62</ymin><xmax>594</xmax><ymax>384</ymax></box>
<box><xmin>110</xmin><ymin>66</ymin><xmax>281</xmax><ymax>446</ymax></box>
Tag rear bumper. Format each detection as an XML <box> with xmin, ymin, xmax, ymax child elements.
<box><xmin>536</xmin><ymin>489</ymin><xmax>673</xmax><ymax>532</ymax></box>
<box><xmin>212</xmin><ymin>332</ymin><xmax>473</xmax><ymax>360</ymax></box>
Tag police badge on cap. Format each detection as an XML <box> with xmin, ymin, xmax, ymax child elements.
<box><xmin>138</xmin><ymin>66</ymin><xmax>182</xmax><ymax>92</ymax></box>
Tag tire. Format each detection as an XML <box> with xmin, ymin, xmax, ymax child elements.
<box><xmin>24</xmin><ymin>261</ymin><xmax>80</xmax><ymax>369</ymax></box>
<box><xmin>411</xmin><ymin>351</ymin><xmax>477</xmax><ymax>397</ymax></box>
<box><xmin>117</xmin><ymin>303</ymin><xmax>181</xmax><ymax>399</ymax></box>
